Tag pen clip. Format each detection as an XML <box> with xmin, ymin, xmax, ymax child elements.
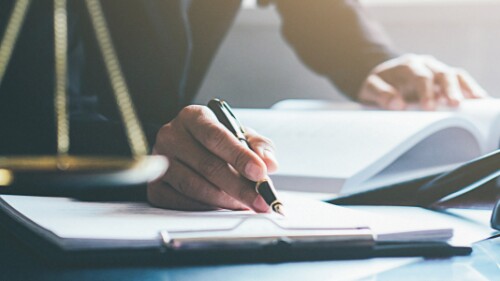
<box><xmin>208</xmin><ymin>98</ymin><xmax>248</xmax><ymax>143</ymax></box>
<box><xmin>220</xmin><ymin>100</ymin><xmax>247</xmax><ymax>136</ymax></box>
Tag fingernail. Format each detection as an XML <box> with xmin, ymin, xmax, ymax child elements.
<box><xmin>263</xmin><ymin>149</ymin><xmax>278</xmax><ymax>166</ymax></box>
<box><xmin>255</xmin><ymin>146</ymin><xmax>265</xmax><ymax>157</ymax></box>
<box><xmin>245</xmin><ymin>162</ymin><xmax>264</xmax><ymax>181</ymax></box>
<box><xmin>252</xmin><ymin>196</ymin><xmax>269</xmax><ymax>213</ymax></box>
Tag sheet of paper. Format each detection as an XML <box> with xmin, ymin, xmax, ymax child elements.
<box><xmin>350</xmin><ymin>206</ymin><xmax>495</xmax><ymax>245</ymax></box>
<box><xmin>0</xmin><ymin>193</ymin><xmax>458</xmax><ymax>251</ymax></box>
<box><xmin>0</xmin><ymin>193</ymin><xmax>370</xmax><ymax>249</ymax></box>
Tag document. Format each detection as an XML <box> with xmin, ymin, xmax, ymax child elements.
<box><xmin>0</xmin><ymin>193</ymin><xmax>453</xmax><ymax>251</ymax></box>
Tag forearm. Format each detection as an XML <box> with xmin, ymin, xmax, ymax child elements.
<box><xmin>271</xmin><ymin>0</ymin><xmax>399</xmax><ymax>99</ymax></box>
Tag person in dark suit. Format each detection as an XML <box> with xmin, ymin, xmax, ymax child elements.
<box><xmin>0</xmin><ymin>0</ymin><xmax>487</xmax><ymax>211</ymax></box>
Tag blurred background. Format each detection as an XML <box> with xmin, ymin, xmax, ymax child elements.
<box><xmin>195</xmin><ymin>0</ymin><xmax>500</xmax><ymax>107</ymax></box>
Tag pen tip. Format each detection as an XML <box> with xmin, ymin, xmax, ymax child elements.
<box><xmin>273</xmin><ymin>204</ymin><xmax>286</xmax><ymax>216</ymax></box>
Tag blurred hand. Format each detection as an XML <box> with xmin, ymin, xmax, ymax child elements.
<box><xmin>358</xmin><ymin>54</ymin><xmax>488</xmax><ymax>110</ymax></box>
<box><xmin>148</xmin><ymin>105</ymin><xmax>278</xmax><ymax>212</ymax></box>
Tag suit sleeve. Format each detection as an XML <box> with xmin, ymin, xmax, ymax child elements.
<box><xmin>263</xmin><ymin>0</ymin><xmax>399</xmax><ymax>99</ymax></box>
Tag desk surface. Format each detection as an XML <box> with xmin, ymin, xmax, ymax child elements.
<box><xmin>1</xmin><ymin>211</ymin><xmax>499</xmax><ymax>281</ymax></box>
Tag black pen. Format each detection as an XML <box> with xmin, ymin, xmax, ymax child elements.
<box><xmin>208</xmin><ymin>98</ymin><xmax>285</xmax><ymax>216</ymax></box>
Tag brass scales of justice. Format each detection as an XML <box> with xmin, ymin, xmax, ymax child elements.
<box><xmin>0</xmin><ymin>0</ymin><xmax>168</xmax><ymax>194</ymax></box>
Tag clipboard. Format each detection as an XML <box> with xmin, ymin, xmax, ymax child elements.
<box><xmin>0</xmin><ymin>194</ymin><xmax>471</xmax><ymax>266</ymax></box>
<box><xmin>161</xmin><ymin>216</ymin><xmax>374</xmax><ymax>251</ymax></box>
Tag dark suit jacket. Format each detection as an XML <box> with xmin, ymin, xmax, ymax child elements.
<box><xmin>0</xmin><ymin>0</ymin><xmax>396</xmax><ymax>155</ymax></box>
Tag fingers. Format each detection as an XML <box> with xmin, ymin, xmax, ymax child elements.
<box><xmin>425</xmin><ymin>59</ymin><xmax>488</xmax><ymax>104</ymax></box>
<box><xmin>358</xmin><ymin>74</ymin><xmax>406</xmax><ymax>110</ymax></box>
<box><xmin>180</xmin><ymin>106</ymin><xmax>267</xmax><ymax>181</ymax></box>
<box><xmin>456</xmin><ymin>69</ymin><xmax>489</xmax><ymax>99</ymax></box>
<box><xmin>162</xmin><ymin>161</ymin><xmax>249</xmax><ymax>211</ymax></box>
<box><xmin>410</xmin><ymin>64</ymin><xmax>436</xmax><ymax>110</ymax></box>
<box><xmin>361</xmin><ymin>54</ymin><xmax>488</xmax><ymax>111</ymax></box>
<box><xmin>245</xmin><ymin>127</ymin><xmax>279</xmax><ymax>173</ymax></box>
<box><xmin>423</xmin><ymin>58</ymin><xmax>462</xmax><ymax>107</ymax></box>
<box><xmin>391</xmin><ymin>55</ymin><xmax>436</xmax><ymax>110</ymax></box>
<box><xmin>433</xmin><ymin>72</ymin><xmax>461</xmax><ymax>107</ymax></box>
<box><xmin>168</xmin><ymin>138</ymin><xmax>269</xmax><ymax>212</ymax></box>
<box><xmin>151</xmin><ymin>105</ymin><xmax>273</xmax><ymax>213</ymax></box>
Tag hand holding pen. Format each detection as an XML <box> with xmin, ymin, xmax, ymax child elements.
<box><xmin>147</xmin><ymin>102</ymin><xmax>279</xmax><ymax>213</ymax></box>
<box><xmin>208</xmin><ymin>99</ymin><xmax>285</xmax><ymax>215</ymax></box>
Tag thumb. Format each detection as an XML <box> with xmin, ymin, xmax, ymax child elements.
<box><xmin>359</xmin><ymin>74</ymin><xmax>406</xmax><ymax>110</ymax></box>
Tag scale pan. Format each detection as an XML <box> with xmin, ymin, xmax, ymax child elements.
<box><xmin>0</xmin><ymin>155</ymin><xmax>168</xmax><ymax>196</ymax></box>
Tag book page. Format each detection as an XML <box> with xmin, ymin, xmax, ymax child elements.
<box><xmin>272</xmin><ymin>98</ymin><xmax>500</xmax><ymax>151</ymax></box>
<box><xmin>235</xmin><ymin>108</ymin><xmax>483</xmax><ymax>193</ymax></box>
<box><xmin>450</xmin><ymin>99</ymin><xmax>500</xmax><ymax>151</ymax></box>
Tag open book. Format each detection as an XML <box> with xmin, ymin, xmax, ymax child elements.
<box><xmin>235</xmin><ymin>99</ymin><xmax>500</xmax><ymax>194</ymax></box>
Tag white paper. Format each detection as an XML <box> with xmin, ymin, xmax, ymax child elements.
<box><xmin>349</xmin><ymin>206</ymin><xmax>495</xmax><ymax>245</ymax></box>
<box><xmin>0</xmin><ymin>194</ymin><xmax>368</xmax><ymax>249</ymax></box>
<box><xmin>235</xmin><ymin>99</ymin><xmax>500</xmax><ymax>194</ymax></box>
<box><xmin>0</xmin><ymin>193</ymin><xmax>455</xmax><ymax>250</ymax></box>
